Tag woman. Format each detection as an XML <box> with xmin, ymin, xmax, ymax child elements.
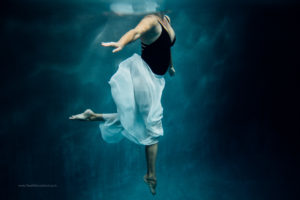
<box><xmin>69</xmin><ymin>12</ymin><xmax>176</xmax><ymax>195</ymax></box>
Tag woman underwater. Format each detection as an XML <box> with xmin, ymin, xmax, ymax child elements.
<box><xmin>69</xmin><ymin>12</ymin><xmax>176</xmax><ymax>195</ymax></box>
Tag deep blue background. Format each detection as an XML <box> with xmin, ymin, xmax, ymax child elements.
<box><xmin>1</xmin><ymin>1</ymin><xmax>299</xmax><ymax>199</ymax></box>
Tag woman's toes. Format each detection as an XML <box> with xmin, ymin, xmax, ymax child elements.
<box><xmin>143</xmin><ymin>174</ymin><xmax>157</xmax><ymax>195</ymax></box>
<box><xmin>69</xmin><ymin>113</ymin><xmax>84</xmax><ymax>120</ymax></box>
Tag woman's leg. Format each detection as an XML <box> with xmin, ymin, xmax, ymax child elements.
<box><xmin>144</xmin><ymin>142</ymin><xmax>158</xmax><ymax>195</ymax></box>
<box><xmin>145</xmin><ymin>143</ymin><xmax>158</xmax><ymax>178</ymax></box>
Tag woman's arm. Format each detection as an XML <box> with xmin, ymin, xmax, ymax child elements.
<box><xmin>101</xmin><ymin>15</ymin><xmax>157</xmax><ymax>53</ymax></box>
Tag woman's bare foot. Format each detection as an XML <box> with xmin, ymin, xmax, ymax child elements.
<box><xmin>69</xmin><ymin>109</ymin><xmax>96</xmax><ymax>121</ymax></box>
<box><xmin>143</xmin><ymin>174</ymin><xmax>157</xmax><ymax>195</ymax></box>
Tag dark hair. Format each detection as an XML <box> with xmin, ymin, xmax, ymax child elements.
<box><xmin>153</xmin><ymin>12</ymin><xmax>164</xmax><ymax>19</ymax></box>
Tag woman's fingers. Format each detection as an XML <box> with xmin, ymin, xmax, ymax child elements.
<box><xmin>169</xmin><ymin>67</ymin><xmax>176</xmax><ymax>76</ymax></box>
<box><xmin>102</xmin><ymin>42</ymin><xmax>123</xmax><ymax>53</ymax></box>
<box><xmin>112</xmin><ymin>46</ymin><xmax>122</xmax><ymax>53</ymax></box>
<box><xmin>101</xmin><ymin>42</ymin><xmax>117</xmax><ymax>47</ymax></box>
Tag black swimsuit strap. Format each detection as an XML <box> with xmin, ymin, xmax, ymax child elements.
<box><xmin>141</xmin><ymin>22</ymin><xmax>166</xmax><ymax>47</ymax></box>
<box><xmin>157</xmin><ymin>20</ymin><xmax>176</xmax><ymax>46</ymax></box>
<box><xmin>142</xmin><ymin>19</ymin><xmax>175</xmax><ymax>47</ymax></box>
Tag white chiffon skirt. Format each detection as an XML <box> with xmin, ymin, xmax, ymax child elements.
<box><xmin>99</xmin><ymin>53</ymin><xmax>165</xmax><ymax>145</ymax></box>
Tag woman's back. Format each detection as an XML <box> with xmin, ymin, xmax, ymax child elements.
<box><xmin>141</xmin><ymin>14</ymin><xmax>176</xmax><ymax>75</ymax></box>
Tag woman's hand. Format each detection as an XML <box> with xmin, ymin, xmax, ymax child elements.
<box><xmin>101</xmin><ymin>42</ymin><xmax>124</xmax><ymax>53</ymax></box>
<box><xmin>168</xmin><ymin>66</ymin><xmax>176</xmax><ymax>77</ymax></box>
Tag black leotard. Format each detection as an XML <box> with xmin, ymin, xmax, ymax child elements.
<box><xmin>141</xmin><ymin>21</ymin><xmax>176</xmax><ymax>75</ymax></box>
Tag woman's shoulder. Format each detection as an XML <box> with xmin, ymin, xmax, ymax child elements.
<box><xmin>137</xmin><ymin>14</ymin><xmax>160</xmax><ymax>28</ymax></box>
<box><xmin>141</xmin><ymin>14</ymin><xmax>159</xmax><ymax>24</ymax></box>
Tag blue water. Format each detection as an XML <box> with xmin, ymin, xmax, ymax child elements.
<box><xmin>2</xmin><ymin>1</ymin><xmax>299</xmax><ymax>200</ymax></box>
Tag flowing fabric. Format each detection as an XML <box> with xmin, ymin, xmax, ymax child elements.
<box><xmin>99</xmin><ymin>53</ymin><xmax>165</xmax><ymax>145</ymax></box>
